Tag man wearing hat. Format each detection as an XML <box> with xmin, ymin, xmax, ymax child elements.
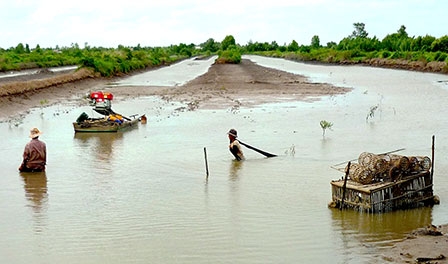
<box><xmin>19</xmin><ymin>127</ymin><xmax>47</xmax><ymax>172</ymax></box>
<box><xmin>228</xmin><ymin>128</ymin><xmax>245</xmax><ymax>161</ymax></box>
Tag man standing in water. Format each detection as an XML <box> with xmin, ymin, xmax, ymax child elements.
<box><xmin>228</xmin><ymin>128</ymin><xmax>245</xmax><ymax>161</ymax></box>
<box><xmin>19</xmin><ymin>127</ymin><xmax>47</xmax><ymax>172</ymax></box>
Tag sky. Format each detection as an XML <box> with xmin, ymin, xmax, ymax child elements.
<box><xmin>1</xmin><ymin>0</ymin><xmax>447</xmax><ymax>49</ymax></box>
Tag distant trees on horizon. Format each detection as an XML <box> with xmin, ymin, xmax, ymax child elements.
<box><xmin>244</xmin><ymin>23</ymin><xmax>448</xmax><ymax>54</ymax></box>
<box><xmin>1</xmin><ymin>22</ymin><xmax>447</xmax><ymax>75</ymax></box>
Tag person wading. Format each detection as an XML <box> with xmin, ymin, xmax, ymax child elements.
<box><xmin>19</xmin><ymin>127</ymin><xmax>47</xmax><ymax>172</ymax></box>
<box><xmin>228</xmin><ymin>129</ymin><xmax>245</xmax><ymax>161</ymax></box>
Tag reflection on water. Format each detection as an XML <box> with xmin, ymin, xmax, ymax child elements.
<box><xmin>20</xmin><ymin>172</ymin><xmax>48</xmax><ymax>214</ymax></box>
<box><xmin>229</xmin><ymin>160</ymin><xmax>243</xmax><ymax>181</ymax></box>
<box><xmin>74</xmin><ymin>132</ymin><xmax>124</xmax><ymax>163</ymax></box>
<box><xmin>331</xmin><ymin>207</ymin><xmax>432</xmax><ymax>245</ymax></box>
<box><xmin>0</xmin><ymin>66</ymin><xmax>78</xmax><ymax>79</ymax></box>
<box><xmin>330</xmin><ymin>207</ymin><xmax>433</xmax><ymax>262</ymax></box>
<box><xmin>20</xmin><ymin>172</ymin><xmax>48</xmax><ymax>233</ymax></box>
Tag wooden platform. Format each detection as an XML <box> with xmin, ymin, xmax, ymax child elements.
<box><xmin>330</xmin><ymin>171</ymin><xmax>436</xmax><ymax>213</ymax></box>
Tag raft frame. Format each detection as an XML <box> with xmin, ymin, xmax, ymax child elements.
<box><xmin>330</xmin><ymin>136</ymin><xmax>437</xmax><ymax>213</ymax></box>
<box><xmin>330</xmin><ymin>170</ymin><xmax>435</xmax><ymax>213</ymax></box>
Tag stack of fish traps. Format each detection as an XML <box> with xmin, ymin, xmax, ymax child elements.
<box><xmin>346</xmin><ymin>152</ymin><xmax>431</xmax><ymax>184</ymax></box>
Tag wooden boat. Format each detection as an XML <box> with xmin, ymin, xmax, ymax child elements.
<box><xmin>329</xmin><ymin>136</ymin><xmax>439</xmax><ymax>213</ymax></box>
<box><xmin>73</xmin><ymin>91</ymin><xmax>145</xmax><ymax>133</ymax></box>
<box><xmin>73</xmin><ymin>115</ymin><xmax>143</xmax><ymax>133</ymax></box>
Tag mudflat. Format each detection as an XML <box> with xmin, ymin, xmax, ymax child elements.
<box><xmin>0</xmin><ymin>59</ymin><xmax>350</xmax><ymax>121</ymax></box>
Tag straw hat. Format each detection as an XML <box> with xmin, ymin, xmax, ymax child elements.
<box><xmin>29</xmin><ymin>127</ymin><xmax>42</xmax><ymax>138</ymax></box>
<box><xmin>227</xmin><ymin>129</ymin><xmax>238</xmax><ymax>138</ymax></box>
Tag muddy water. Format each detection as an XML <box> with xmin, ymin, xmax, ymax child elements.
<box><xmin>1</xmin><ymin>56</ymin><xmax>448</xmax><ymax>263</ymax></box>
<box><xmin>0</xmin><ymin>66</ymin><xmax>78</xmax><ymax>79</ymax></box>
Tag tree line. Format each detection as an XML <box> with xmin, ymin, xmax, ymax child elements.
<box><xmin>244</xmin><ymin>23</ymin><xmax>447</xmax><ymax>69</ymax></box>
<box><xmin>0</xmin><ymin>22</ymin><xmax>447</xmax><ymax>77</ymax></box>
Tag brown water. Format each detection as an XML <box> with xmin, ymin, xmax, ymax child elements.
<box><xmin>1</xmin><ymin>56</ymin><xmax>448</xmax><ymax>263</ymax></box>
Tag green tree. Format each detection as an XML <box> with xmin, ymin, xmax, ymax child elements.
<box><xmin>201</xmin><ymin>38</ymin><xmax>219</xmax><ymax>52</ymax></box>
<box><xmin>412</xmin><ymin>35</ymin><xmax>436</xmax><ymax>51</ymax></box>
<box><xmin>326</xmin><ymin>41</ymin><xmax>337</xmax><ymax>48</ymax></box>
<box><xmin>245</xmin><ymin>41</ymin><xmax>271</xmax><ymax>52</ymax></box>
<box><xmin>270</xmin><ymin>41</ymin><xmax>279</xmax><ymax>50</ymax></box>
<box><xmin>397</xmin><ymin>25</ymin><xmax>408</xmax><ymax>38</ymax></box>
<box><xmin>431</xmin><ymin>36</ymin><xmax>448</xmax><ymax>53</ymax></box>
<box><xmin>201</xmin><ymin>38</ymin><xmax>220</xmax><ymax>52</ymax></box>
<box><xmin>221</xmin><ymin>35</ymin><xmax>236</xmax><ymax>51</ymax></box>
<box><xmin>351</xmin><ymin>22</ymin><xmax>368</xmax><ymax>39</ymax></box>
<box><xmin>287</xmin><ymin>40</ymin><xmax>299</xmax><ymax>52</ymax></box>
<box><xmin>15</xmin><ymin>43</ymin><xmax>25</xmax><ymax>54</ymax></box>
<box><xmin>34</xmin><ymin>44</ymin><xmax>42</xmax><ymax>54</ymax></box>
<box><xmin>337</xmin><ymin>22</ymin><xmax>380</xmax><ymax>52</ymax></box>
<box><xmin>278</xmin><ymin>45</ymin><xmax>287</xmax><ymax>52</ymax></box>
<box><xmin>311</xmin><ymin>35</ymin><xmax>320</xmax><ymax>48</ymax></box>
<box><xmin>382</xmin><ymin>25</ymin><xmax>412</xmax><ymax>51</ymax></box>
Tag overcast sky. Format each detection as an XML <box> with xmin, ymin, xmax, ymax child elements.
<box><xmin>1</xmin><ymin>0</ymin><xmax>446</xmax><ymax>49</ymax></box>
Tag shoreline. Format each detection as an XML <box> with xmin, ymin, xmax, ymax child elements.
<box><xmin>280</xmin><ymin>55</ymin><xmax>448</xmax><ymax>74</ymax></box>
<box><xmin>380</xmin><ymin>224</ymin><xmax>448</xmax><ymax>263</ymax></box>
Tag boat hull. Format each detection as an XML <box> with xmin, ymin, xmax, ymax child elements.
<box><xmin>73</xmin><ymin>116</ymin><xmax>140</xmax><ymax>133</ymax></box>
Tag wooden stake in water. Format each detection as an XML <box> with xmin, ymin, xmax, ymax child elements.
<box><xmin>204</xmin><ymin>147</ymin><xmax>209</xmax><ymax>179</ymax></box>
<box><xmin>431</xmin><ymin>135</ymin><xmax>435</xmax><ymax>183</ymax></box>
<box><xmin>340</xmin><ymin>161</ymin><xmax>350</xmax><ymax>210</ymax></box>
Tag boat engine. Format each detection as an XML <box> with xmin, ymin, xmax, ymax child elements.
<box><xmin>89</xmin><ymin>91</ymin><xmax>114</xmax><ymax>115</ymax></box>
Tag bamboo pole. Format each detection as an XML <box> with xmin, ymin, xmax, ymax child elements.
<box><xmin>238</xmin><ymin>140</ymin><xmax>277</xmax><ymax>158</ymax></box>
<box><xmin>431</xmin><ymin>135</ymin><xmax>435</xmax><ymax>183</ymax></box>
<box><xmin>204</xmin><ymin>147</ymin><xmax>209</xmax><ymax>179</ymax></box>
<box><xmin>340</xmin><ymin>161</ymin><xmax>351</xmax><ymax>210</ymax></box>
<box><xmin>332</xmin><ymin>148</ymin><xmax>405</xmax><ymax>168</ymax></box>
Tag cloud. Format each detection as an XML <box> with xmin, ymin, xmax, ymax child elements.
<box><xmin>1</xmin><ymin>0</ymin><xmax>447</xmax><ymax>48</ymax></box>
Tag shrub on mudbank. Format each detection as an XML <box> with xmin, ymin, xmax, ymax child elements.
<box><xmin>216</xmin><ymin>48</ymin><xmax>241</xmax><ymax>64</ymax></box>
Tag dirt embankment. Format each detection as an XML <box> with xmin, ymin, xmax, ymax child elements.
<box><xmin>0</xmin><ymin>68</ymin><xmax>97</xmax><ymax>96</ymax></box>
<box><xmin>283</xmin><ymin>54</ymin><xmax>448</xmax><ymax>74</ymax></box>
<box><xmin>0</xmin><ymin>71</ymin><xmax>113</xmax><ymax>121</ymax></box>
<box><xmin>365</xmin><ymin>58</ymin><xmax>448</xmax><ymax>73</ymax></box>
<box><xmin>143</xmin><ymin>59</ymin><xmax>352</xmax><ymax>110</ymax></box>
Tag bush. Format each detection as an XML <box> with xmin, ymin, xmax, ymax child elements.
<box><xmin>217</xmin><ymin>49</ymin><xmax>241</xmax><ymax>64</ymax></box>
<box><xmin>93</xmin><ymin>59</ymin><xmax>115</xmax><ymax>77</ymax></box>
<box><xmin>389</xmin><ymin>51</ymin><xmax>402</xmax><ymax>59</ymax></box>
<box><xmin>434</xmin><ymin>52</ymin><xmax>447</xmax><ymax>62</ymax></box>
